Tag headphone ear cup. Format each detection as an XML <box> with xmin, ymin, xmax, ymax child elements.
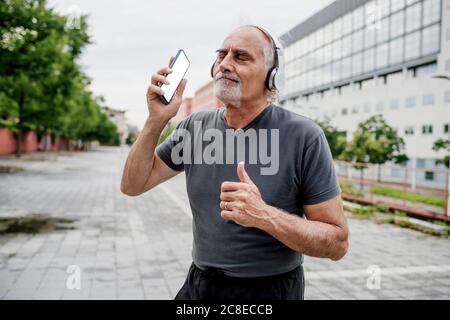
<box><xmin>265</xmin><ymin>67</ymin><xmax>278</xmax><ymax>91</ymax></box>
<box><xmin>210</xmin><ymin>62</ymin><xmax>216</xmax><ymax>78</ymax></box>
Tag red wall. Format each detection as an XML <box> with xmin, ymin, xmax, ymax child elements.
<box><xmin>0</xmin><ymin>128</ymin><xmax>16</xmax><ymax>155</ymax></box>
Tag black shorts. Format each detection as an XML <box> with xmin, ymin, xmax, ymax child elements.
<box><xmin>174</xmin><ymin>262</ymin><xmax>305</xmax><ymax>300</ymax></box>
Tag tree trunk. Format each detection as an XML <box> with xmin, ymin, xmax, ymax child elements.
<box><xmin>377</xmin><ymin>164</ymin><xmax>381</xmax><ymax>182</ymax></box>
<box><xmin>15</xmin><ymin>93</ymin><xmax>25</xmax><ymax>158</ymax></box>
<box><xmin>360</xmin><ymin>168</ymin><xmax>365</xmax><ymax>191</ymax></box>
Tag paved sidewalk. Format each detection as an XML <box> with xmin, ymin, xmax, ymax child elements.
<box><xmin>0</xmin><ymin>147</ymin><xmax>449</xmax><ymax>299</ymax></box>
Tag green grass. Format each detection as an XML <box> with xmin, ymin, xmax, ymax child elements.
<box><xmin>339</xmin><ymin>180</ymin><xmax>365</xmax><ymax>197</ymax></box>
<box><xmin>371</xmin><ymin>186</ymin><xmax>446</xmax><ymax>208</ymax></box>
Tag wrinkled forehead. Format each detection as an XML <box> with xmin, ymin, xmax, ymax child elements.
<box><xmin>220</xmin><ymin>27</ymin><xmax>269</xmax><ymax>58</ymax></box>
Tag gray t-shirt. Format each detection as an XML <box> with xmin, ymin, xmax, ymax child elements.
<box><xmin>157</xmin><ymin>104</ymin><xmax>341</xmax><ymax>277</ymax></box>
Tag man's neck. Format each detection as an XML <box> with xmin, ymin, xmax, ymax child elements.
<box><xmin>223</xmin><ymin>98</ymin><xmax>271</xmax><ymax>129</ymax></box>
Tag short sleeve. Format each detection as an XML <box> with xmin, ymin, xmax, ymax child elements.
<box><xmin>156</xmin><ymin>119</ymin><xmax>190</xmax><ymax>172</ymax></box>
<box><xmin>300</xmin><ymin>132</ymin><xmax>341</xmax><ymax>205</ymax></box>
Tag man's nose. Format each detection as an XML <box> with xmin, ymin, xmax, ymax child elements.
<box><xmin>217</xmin><ymin>54</ymin><xmax>234</xmax><ymax>75</ymax></box>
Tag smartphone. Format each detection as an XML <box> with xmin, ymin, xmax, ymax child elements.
<box><xmin>159</xmin><ymin>49</ymin><xmax>190</xmax><ymax>105</ymax></box>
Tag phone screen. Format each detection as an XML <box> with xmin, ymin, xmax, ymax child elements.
<box><xmin>160</xmin><ymin>49</ymin><xmax>190</xmax><ymax>104</ymax></box>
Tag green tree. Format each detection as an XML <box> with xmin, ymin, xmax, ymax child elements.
<box><xmin>340</xmin><ymin>115</ymin><xmax>408</xmax><ymax>190</ymax></box>
<box><xmin>0</xmin><ymin>0</ymin><xmax>90</xmax><ymax>155</ymax></box>
<box><xmin>316</xmin><ymin>119</ymin><xmax>347</xmax><ymax>158</ymax></box>
<box><xmin>432</xmin><ymin>138</ymin><xmax>450</xmax><ymax>169</ymax></box>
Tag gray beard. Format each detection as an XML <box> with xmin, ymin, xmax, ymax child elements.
<box><xmin>213</xmin><ymin>81</ymin><xmax>242</xmax><ymax>107</ymax></box>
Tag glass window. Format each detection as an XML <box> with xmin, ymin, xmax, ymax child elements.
<box><xmin>352</xmin><ymin>29</ymin><xmax>363</xmax><ymax>53</ymax></box>
<box><xmin>363</xmin><ymin>48</ymin><xmax>375</xmax><ymax>72</ymax></box>
<box><xmin>405</xmin><ymin>31</ymin><xmax>421</xmax><ymax>60</ymax></box>
<box><xmin>323</xmin><ymin>44</ymin><xmax>333</xmax><ymax>65</ymax></box>
<box><xmin>341</xmin><ymin>107</ymin><xmax>348</xmax><ymax>116</ymax></box>
<box><xmin>390</xmin><ymin>11</ymin><xmax>405</xmax><ymax>38</ymax></box>
<box><xmin>444</xmin><ymin>124</ymin><xmax>450</xmax><ymax>134</ymax></box>
<box><xmin>391</xmin><ymin>0</ymin><xmax>405</xmax><ymax>12</ymax></box>
<box><xmin>333</xmin><ymin>18</ymin><xmax>343</xmax><ymax>40</ymax></box>
<box><xmin>445</xmin><ymin>91</ymin><xmax>450</xmax><ymax>103</ymax></box>
<box><xmin>447</xmin><ymin>28</ymin><xmax>450</xmax><ymax>41</ymax></box>
<box><xmin>332</xmin><ymin>39</ymin><xmax>342</xmax><ymax>60</ymax></box>
<box><xmin>421</xmin><ymin>24</ymin><xmax>440</xmax><ymax>56</ymax></box>
<box><xmin>343</xmin><ymin>13</ymin><xmax>352</xmax><ymax>36</ymax></box>
<box><xmin>447</xmin><ymin>59</ymin><xmax>450</xmax><ymax>71</ymax></box>
<box><xmin>422</xmin><ymin>124</ymin><xmax>433</xmax><ymax>134</ymax></box>
<box><xmin>332</xmin><ymin>60</ymin><xmax>342</xmax><ymax>82</ymax></box>
<box><xmin>323</xmin><ymin>24</ymin><xmax>333</xmax><ymax>45</ymax></box>
<box><xmin>376</xmin><ymin>43</ymin><xmax>389</xmax><ymax>69</ymax></box>
<box><xmin>352</xmin><ymin>52</ymin><xmax>363</xmax><ymax>76</ymax></box>
<box><xmin>405</xmin><ymin>97</ymin><xmax>416</xmax><ymax>108</ymax></box>
<box><xmin>364</xmin><ymin>27</ymin><xmax>376</xmax><ymax>48</ymax></box>
<box><xmin>377</xmin><ymin>18</ymin><xmax>390</xmax><ymax>43</ymax></box>
<box><xmin>353</xmin><ymin>7</ymin><xmax>365</xmax><ymax>30</ymax></box>
<box><xmin>423</xmin><ymin>94</ymin><xmax>435</xmax><ymax>105</ymax></box>
<box><xmin>323</xmin><ymin>63</ymin><xmax>332</xmax><ymax>84</ymax></box>
<box><xmin>352</xmin><ymin>105</ymin><xmax>359</xmax><ymax>114</ymax></box>
<box><xmin>376</xmin><ymin>101</ymin><xmax>385</xmax><ymax>112</ymax></box>
<box><xmin>404</xmin><ymin>126</ymin><xmax>414</xmax><ymax>135</ymax></box>
<box><xmin>378</xmin><ymin>0</ymin><xmax>391</xmax><ymax>18</ymax></box>
<box><xmin>389</xmin><ymin>37</ymin><xmax>404</xmax><ymax>65</ymax></box>
<box><xmin>342</xmin><ymin>56</ymin><xmax>352</xmax><ymax>79</ymax></box>
<box><xmin>423</xmin><ymin>0</ymin><xmax>441</xmax><ymax>26</ymax></box>
<box><xmin>390</xmin><ymin>99</ymin><xmax>399</xmax><ymax>109</ymax></box>
<box><xmin>314</xmin><ymin>47</ymin><xmax>324</xmax><ymax>67</ymax></box>
<box><xmin>416</xmin><ymin>62</ymin><xmax>437</xmax><ymax>76</ymax></box>
<box><xmin>316</xmin><ymin>29</ymin><xmax>324</xmax><ymax>48</ymax></box>
<box><xmin>342</xmin><ymin>35</ymin><xmax>352</xmax><ymax>57</ymax></box>
<box><xmin>406</xmin><ymin>2</ymin><xmax>421</xmax><ymax>32</ymax></box>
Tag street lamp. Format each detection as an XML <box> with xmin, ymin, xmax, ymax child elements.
<box><xmin>432</xmin><ymin>74</ymin><xmax>450</xmax><ymax>217</ymax></box>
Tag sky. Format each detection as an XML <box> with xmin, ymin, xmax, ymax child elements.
<box><xmin>48</xmin><ymin>0</ymin><xmax>334</xmax><ymax>129</ymax></box>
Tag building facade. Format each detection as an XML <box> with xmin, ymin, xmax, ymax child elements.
<box><xmin>280</xmin><ymin>0</ymin><xmax>450</xmax><ymax>188</ymax></box>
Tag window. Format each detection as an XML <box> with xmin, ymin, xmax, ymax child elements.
<box><xmin>353</xmin><ymin>7</ymin><xmax>364</xmax><ymax>30</ymax></box>
<box><xmin>352</xmin><ymin>105</ymin><xmax>359</xmax><ymax>114</ymax></box>
<box><xmin>446</xmin><ymin>59</ymin><xmax>450</xmax><ymax>71</ymax></box>
<box><xmin>363</xmin><ymin>48</ymin><xmax>375</xmax><ymax>72</ymax></box>
<box><xmin>352</xmin><ymin>52</ymin><xmax>363</xmax><ymax>76</ymax></box>
<box><xmin>405</xmin><ymin>31</ymin><xmax>421</xmax><ymax>60</ymax></box>
<box><xmin>376</xmin><ymin>43</ymin><xmax>389</xmax><ymax>69</ymax></box>
<box><xmin>405</xmin><ymin>97</ymin><xmax>416</xmax><ymax>108</ymax></box>
<box><xmin>416</xmin><ymin>63</ymin><xmax>437</xmax><ymax>76</ymax></box>
<box><xmin>364</xmin><ymin>27</ymin><xmax>376</xmax><ymax>48</ymax></box>
<box><xmin>444</xmin><ymin>124</ymin><xmax>450</xmax><ymax>133</ymax></box>
<box><xmin>377</xmin><ymin>18</ymin><xmax>390</xmax><ymax>43</ymax></box>
<box><xmin>391</xmin><ymin>0</ymin><xmax>405</xmax><ymax>12</ymax></box>
<box><xmin>342</xmin><ymin>56</ymin><xmax>352</xmax><ymax>79</ymax></box>
<box><xmin>376</xmin><ymin>101</ymin><xmax>385</xmax><ymax>112</ymax></box>
<box><xmin>447</xmin><ymin>28</ymin><xmax>450</xmax><ymax>41</ymax></box>
<box><xmin>378</xmin><ymin>0</ymin><xmax>391</xmax><ymax>18</ymax></box>
<box><xmin>352</xmin><ymin>29</ymin><xmax>363</xmax><ymax>53</ymax></box>
<box><xmin>333</xmin><ymin>18</ymin><xmax>343</xmax><ymax>40</ymax></box>
<box><xmin>423</xmin><ymin>0</ymin><xmax>441</xmax><ymax>26</ymax></box>
<box><xmin>342</xmin><ymin>107</ymin><xmax>348</xmax><ymax>115</ymax></box>
<box><xmin>421</xmin><ymin>24</ymin><xmax>440</xmax><ymax>56</ymax></box>
<box><xmin>405</xmin><ymin>126</ymin><xmax>414</xmax><ymax>135</ymax></box>
<box><xmin>423</xmin><ymin>94</ymin><xmax>435</xmax><ymax>105</ymax></box>
<box><xmin>445</xmin><ymin>91</ymin><xmax>450</xmax><ymax>103</ymax></box>
<box><xmin>390</xmin><ymin>99</ymin><xmax>399</xmax><ymax>109</ymax></box>
<box><xmin>406</xmin><ymin>2</ymin><xmax>422</xmax><ymax>32</ymax></box>
<box><xmin>425</xmin><ymin>171</ymin><xmax>434</xmax><ymax>181</ymax></box>
<box><xmin>422</xmin><ymin>124</ymin><xmax>433</xmax><ymax>134</ymax></box>
<box><xmin>342</xmin><ymin>13</ymin><xmax>352</xmax><ymax>36</ymax></box>
<box><xmin>364</xmin><ymin>104</ymin><xmax>371</xmax><ymax>113</ymax></box>
<box><xmin>323</xmin><ymin>24</ymin><xmax>333</xmax><ymax>45</ymax></box>
<box><xmin>332</xmin><ymin>39</ymin><xmax>342</xmax><ymax>60</ymax></box>
<box><xmin>332</xmin><ymin>60</ymin><xmax>342</xmax><ymax>82</ymax></box>
<box><xmin>390</xmin><ymin>11</ymin><xmax>405</xmax><ymax>38</ymax></box>
<box><xmin>389</xmin><ymin>37</ymin><xmax>404</xmax><ymax>65</ymax></box>
<box><xmin>342</xmin><ymin>35</ymin><xmax>352</xmax><ymax>57</ymax></box>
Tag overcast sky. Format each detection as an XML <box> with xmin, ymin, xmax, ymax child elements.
<box><xmin>48</xmin><ymin>0</ymin><xmax>334</xmax><ymax>129</ymax></box>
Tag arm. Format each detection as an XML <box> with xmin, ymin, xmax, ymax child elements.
<box><xmin>120</xmin><ymin>60</ymin><xmax>187</xmax><ymax>196</ymax></box>
<box><xmin>220</xmin><ymin>163</ymin><xmax>349</xmax><ymax>261</ymax></box>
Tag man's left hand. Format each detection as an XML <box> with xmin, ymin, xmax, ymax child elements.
<box><xmin>220</xmin><ymin>162</ymin><xmax>276</xmax><ymax>228</ymax></box>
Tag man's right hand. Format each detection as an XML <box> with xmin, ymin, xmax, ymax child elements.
<box><xmin>146</xmin><ymin>57</ymin><xmax>188</xmax><ymax>126</ymax></box>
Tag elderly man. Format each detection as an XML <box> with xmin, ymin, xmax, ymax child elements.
<box><xmin>120</xmin><ymin>25</ymin><xmax>348</xmax><ymax>300</ymax></box>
